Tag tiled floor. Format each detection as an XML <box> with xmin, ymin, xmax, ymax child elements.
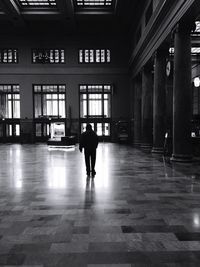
<box><xmin>0</xmin><ymin>143</ymin><xmax>200</xmax><ymax>266</ymax></box>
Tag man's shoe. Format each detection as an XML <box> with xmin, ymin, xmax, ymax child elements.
<box><xmin>92</xmin><ymin>171</ymin><xmax>96</xmax><ymax>177</ymax></box>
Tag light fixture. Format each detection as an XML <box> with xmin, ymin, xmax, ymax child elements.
<box><xmin>194</xmin><ymin>77</ymin><xmax>200</xmax><ymax>87</ymax></box>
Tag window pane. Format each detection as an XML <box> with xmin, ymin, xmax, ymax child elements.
<box><xmin>16</xmin><ymin>124</ymin><xmax>20</xmax><ymax>136</ymax></box>
<box><xmin>35</xmin><ymin>94</ymin><xmax>42</xmax><ymax>118</ymax></box>
<box><xmin>97</xmin><ymin>123</ymin><xmax>103</xmax><ymax>136</ymax></box>
<box><xmin>101</xmin><ymin>49</ymin><xmax>105</xmax><ymax>62</ymax></box>
<box><xmin>104</xmin><ymin>123</ymin><xmax>110</xmax><ymax>136</ymax></box>
<box><xmin>7</xmin><ymin>125</ymin><xmax>12</xmax><ymax>136</ymax></box>
<box><xmin>13</xmin><ymin>99</ymin><xmax>20</xmax><ymax>118</ymax></box>
<box><xmin>59</xmin><ymin>100</ymin><xmax>65</xmax><ymax>118</ymax></box>
<box><xmin>88</xmin><ymin>94</ymin><xmax>102</xmax><ymax>116</ymax></box>
<box><xmin>79</xmin><ymin>50</ymin><xmax>83</xmax><ymax>63</ymax></box>
<box><xmin>90</xmin><ymin>50</ymin><xmax>94</xmax><ymax>62</ymax></box>
<box><xmin>8</xmin><ymin>100</ymin><xmax>12</xmax><ymax>118</ymax></box>
<box><xmin>36</xmin><ymin>123</ymin><xmax>42</xmax><ymax>136</ymax></box>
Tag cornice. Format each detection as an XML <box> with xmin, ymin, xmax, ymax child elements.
<box><xmin>129</xmin><ymin>0</ymin><xmax>199</xmax><ymax>78</ymax></box>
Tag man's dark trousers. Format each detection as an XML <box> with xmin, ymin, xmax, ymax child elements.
<box><xmin>84</xmin><ymin>148</ymin><xmax>96</xmax><ymax>175</ymax></box>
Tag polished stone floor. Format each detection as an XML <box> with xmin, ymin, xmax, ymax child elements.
<box><xmin>0</xmin><ymin>143</ymin><xmax>200</xmax><ymax>266</ymax></box>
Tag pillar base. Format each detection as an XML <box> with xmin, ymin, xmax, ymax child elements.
<box><xmin>141</xmin><ymin>143</ymin><xmax>152</xmax><ymax>150</ymax></box>
<box><xmin>170</xmin><ymin>153</ymin><xmax>193</xmax><ymax>163</ymax></box>
<box><xmin>151</xmin><ymin>147</ymin><xmax>164</xmax><ymax>154</ymax></box>
<box><xmin>133</xmin><ymin>142</ymin><xmax>141</xmax><ymax>148</ymax></box>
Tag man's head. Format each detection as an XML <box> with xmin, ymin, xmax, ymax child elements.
<box><xmin>86</xmin><ymin>124</ymin><xmax>92</xmax><ymax>131</ymax></box>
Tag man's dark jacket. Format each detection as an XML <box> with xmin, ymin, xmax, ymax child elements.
<box><xmin>79</xmin><ymin>129</ymin><xmax>98</xmax><ymax>151</ymax></box>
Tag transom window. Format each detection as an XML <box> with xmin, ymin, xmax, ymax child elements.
<box><xmin>76</xmin><ymin>0</ymin><xmax>112</xmax><ymax>7</ymax></box>
<box><xmin>0</xmin><ymin>85</ymin><xmax>20</xmax><ymax>118</ymax></box>
<box><xmin>80</xmin><ymin>85</ymin><xmax>111</xmax><ymax>118</ymax></box>
<box><xmin>33</xmin><ymin>85</ymin><xmax>66</xmax><ymax>118</ymax></box>
<box><xmin>0</xmin><ymin>49</ymin><xmax>18</xmax><ymax>63</ymax></box>
<box><xmin>79</xmin><ymin>49</ymin><xmax>110</xmax><ymax>63</ymax></box>
<box><xmin>191</xmin><ymin>21</ymin><xmax>200</xmax><ymax>36</ymax></box>
<box><xmin>32</xmin><ymin>49</ymin><xmax>65</xmax><ymax>64</ymax></box>
<box><xmin>169</xmin><ymin>47</ymin><xmax>200</xmax><ymax>55</ymax></box>
<box><xmin>17</xmin><ymin>0</ymin><xmax>57</xmax><ymax>7</ymax></box>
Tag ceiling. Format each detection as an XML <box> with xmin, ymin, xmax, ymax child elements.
<box><xmin>0</xmin><ymin>0</ymin><xmax>140</xmax><ymax>35</ymax></box>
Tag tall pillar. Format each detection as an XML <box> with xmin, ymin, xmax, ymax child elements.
<box><xmin>152</xmin><ymin>48</ymin><xmax>167</xmax><ymax>154</ymax></box>
<box><xmin>171</xmin><ymin>22</ymin><xmax>193</xmax><ymax>162</ymax></box>
<box><xmin>141</xmin><ymin>66</ymin><xmax>153</xmax><ymax>149</ymax></box>
<box><xmin>133</xmin><ymin>78</ymin><xmax>142</xmax><ymax>146</ymax></box>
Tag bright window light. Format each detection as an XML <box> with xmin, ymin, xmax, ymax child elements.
<box><xmin>79</xmin><ymin>49</ymin><xmax>111</xmax><ymax>63</ymax></box>
<box><xmin>76</xmin><ymin>0</ymin><xmax>112</xmax><ymax>7</ymax></box>
<box><xmin>195</xmin><ymin>21</ymin><xmax>200</xmax><ymax>33</ymax></box>
<box><xmin>194</xmin><ymin>77</ymin><xmax>200</xmax><ymax>87</ymax></box>
<box><xmin>18</xmin><ymin>0</ymin><xmax>57</xmax><ymax>7</ymax></box>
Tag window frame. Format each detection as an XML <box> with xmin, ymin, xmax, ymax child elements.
<box><xmin>17</xmin><ymin>0</ymin><xmax>57</xmax><ymax>8</ymax></box>
<box><xmin>33</xmin><ymin>84</ymin><xmax>67</xmax><ymax>119</ymax></box>
<box><xmin>79</xmin><ymin>84</ymin><xmax>112</xmax><ymax>119</ymax></box>
<box><xmin>0</xmin><ymin>84</ymin><xmax>20</xmax><ymax>119</ymax></box>
<box><xmin>32</xmin><ymin>48</ymin><xmax>65</xmax><ymax>64</ymax></box>
<box><xmin>75</xmin><ymin>0</ymin><xmax>113</xmax><ymax>8</ymax></box>
<box><xmin>78</xmin><ymin>48</ymin><xmax>111</xmax><ymax>64</ymax></box>
<box><xmin>0</xmin><ymin>48</ymin><xmax>18</xmax><ymax>64</ymax></box>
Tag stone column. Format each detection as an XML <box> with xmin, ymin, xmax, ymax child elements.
<box><xmin>133</xmin><ymin>78</ymin><xmax>142</xmax><ymax>146</ymax></box>
<box><xmin>152</xmin><ymin>48</ymin><xmax>167</xmax><ymax>154</ymax></box>
<box><xmin>141</xmin><ymin>66</ymin><xmax>153</xmax><ymax>149</ymax></box>
<box><xmin>171</xmin><ymin>22</ymin><xmax>193</xmax><ymax>162</ymax></box>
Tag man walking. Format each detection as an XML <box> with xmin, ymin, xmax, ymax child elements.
<box><xmin>79</xmin><ymin>124</ymin><xmax>98</xmax><ymax>177</ymax></box>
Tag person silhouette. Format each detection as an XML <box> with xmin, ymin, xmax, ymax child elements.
<box><xmin>79</xmin><ymin>124</ymin><xmax>98</xmax><ymax>177</ymax></box>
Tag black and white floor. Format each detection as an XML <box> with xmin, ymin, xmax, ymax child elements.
<box><xmin>0</xmin><ymin>143</ymin><xmax>200</xmax><ymax>266</ymax></box>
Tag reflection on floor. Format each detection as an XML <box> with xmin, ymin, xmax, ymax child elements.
<box><xmin>0</xmin><ymin>143</ymin><xmax>200</xmax><ymax>266</ymax></box>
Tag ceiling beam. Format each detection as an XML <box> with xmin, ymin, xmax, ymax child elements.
<box><xmin>114</xmin><ymin>0</ymin><xmax>118</xmax><ymax>15</ymax></box>
<box><xmin>56</xmin><ymin>0</ymin><xmax>76</xmax><ymax>31</ymax></box>
<box><xmin>0</xmin><ymin>0</ymin><xmax>26</xmax><ymax>28</ymax></box>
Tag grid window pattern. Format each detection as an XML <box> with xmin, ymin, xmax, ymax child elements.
<box><xmin>34</xmin><ymin>85</ymin><xmax>66</xmax><ymax>118</ymax></box>
<box><xmin>32</xmin><ymin>49</ymin><xmax>65</xmax><ymax>64</ymax></box>
<box><xmin>0</xmin><ymin>49</ymin><xmax>18</xmax><ymax>63</ymax></box>
<box><xmin>18</xmin><ymin>0</ymin><xmax>57</xmax><ymax>7</ymax></box>
<box><xmin>76</xmin><ymin>0</ymin><xmax>112</xmax><ymax>6</ymax></box>
<box><xmin>0</xmin><ymin>85</ymin><xmax>20</xmax><ymax>119</ymax></box>
<box><xmin>80</xmin><ymin>85</ymin><xmax>111</xmax><ymax>118</ymax></box>
<box><xmin>79</xmin><ymin>49</ymin><xmax>110</xmax><ymax>63</ymax></box>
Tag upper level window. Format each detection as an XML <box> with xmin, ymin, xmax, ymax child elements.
<box><xmin>195</xmin><ymin>21</ymin><xmax>200</xmax><ymax>32</ymax></box>
<box><xmin>17</xmin><ymin>0</ymin><xmax>57</xmax><ymax>7</ymax></box>
<box><xmin>76</xmin><ymin>0</ymin><xmax>112</xmax><ymax>7</ymax></box>
<box><xmin>79</xmin><ymin>49</ymin><xmax>110</xmax><ymax>63</ymax></box>
<box><xmin>0</xmin><ymin>85</ymin><xmax>20</xmax><ymax>118</ymax></box>
<box><xmin>192</xmin><ymin>21</ymin><xmax>200</xmax><ymax>36</ymax></box>
<box><xmin>32</xmin><ymin>49</ymin><xmax>65</xmax><ymax>64</ymax></box>
<box><xmin>0</xmin><ymin>49</ymin><xmax>18</xmax><ymax>64</ymax></box>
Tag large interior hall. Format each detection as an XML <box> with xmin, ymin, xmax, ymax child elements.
<box><xmin>1</xmin><ymin>0</ymin><xmax>200</xmax><ymax>266</ymax></box>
